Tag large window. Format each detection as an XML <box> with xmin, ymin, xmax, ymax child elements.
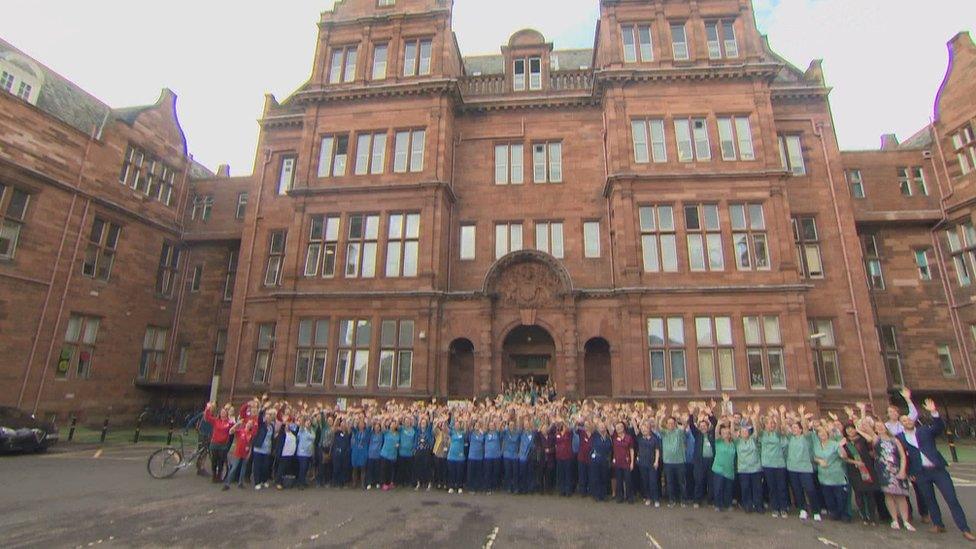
<box><xmin>880</xmin><ymin>326</ymin><xmax>904</xmax><ymax>387</ymax></box>
<box><xmin>190</xmin><ymin>265</ymin><xmax>203</xmax><ymax>292</ymax></box>
<box><xmin>371</xmin><ymin>43</ymin><xmax>388</xmax><ymax>80</ymax></box>
<box><xmin>648</xmin><ymin>316</ymin><xmax>687</xmax><ymax>391</ymax></box>
<box><xmin>494</xmin><ymin>143</ymin><xmax>524</xmax><ymax>184</ymax></box>
<box><xmin>583</xmin><ymin>221</ymin><xmax>601</xmax><ymax>258</ymax></box>
<box><xmin>386</xmin><ymin>213</ymin><xmax>420</xmax><ymax>277</ymax></box>
<box><xmin>156</xmin><ymin>242</ymin><xmax>180</xmax><ymax>297</ymax></box>
<box><xmin>717</xmin><ymin>116</ymin><xmax>754</xmax><ymax>161</ymax></box>
<box><xmin>345</xmin><ymin>214</ymin><xmax>379</xmax><ymax>278</ymax></box>
<box><xmin>914</xmin><ymin>248</ymin><xmax>933</xmax><ymax>281</ymax></box>
<box><xmin>354</xmin><ymin>132</ymin><xmax>387</xmax><ymax>175</ymax></box>
<box><xmin>674</xmin><ymin>118</ymin><xmax>710</xmax><ymax>162</ymax></box>
<box><xmin>460</xmin><ymin>224</ymin><xmax>476</xmax><ymax>260</ymax></box>
<box><xmin>296</xmin><ymin>319</ymin><xmax>329</xmax><ymax>386</ymax></box>
<box><xmin>631</xmin><ymin>119</ymin><xmax>667</xmax><ymax>164</ymax></box>
<box><xmin>513</xmin><ymin>57</ymin><xmax>542</xmax><ymax>91</ymax></box>
<box><xmin>639</xmin><ymin>205</ymin><xmax>678</xmax><ymax>272</ymax></box>
<box><xmin>379</xmin><ymin>319</ymin><xmax>414</xmax><ymax>389</ymax></box>
<box><xmin>532</xmin><ymin>142</ymin><xmax>562</xmax><ymax>183</ymax></box>
<box><xmin>684</xmin><ymin>204</ymin><xmax>723</xmax><ymax>271</ymax></box>
<box><xmin>670</xmin><ymin>23</ymin><xmax>689</xmax><ymax>60</ymax></box>
<box><xmin>119</xmin><ymin>144</ymin><xmax>176</xmax><ymax>205</ymax></box>
<box><xmin>744</xmin><ymin>316</ymin><xmax>785</xmax><ymax>389</ymax></box>
<box><xmin>947</xmin><ymin>225</ymin><xmax>974</xmax><ymax>287</ymax></box>
<box><xmin>264</xmin><ymin>231</ymin><xmax>287</xmax><ymax>286</ymax></box>
<box><xmin>847</xmin><ymin>169</ymin><xmax>865</xmax><ymax>198</ymax></box>
<box><xmin>236</xmin><ymin>192</ymin><xmax>248</xmax><ymax>219</ymax></box>
<box><xmin>403</xmin><ymin>38</ymin><xmax>432</xmax><ymax>77</ymax></box>
<box><xmin>336</xmin><ymin>319</ymin><xmax>371</xmax><ymax>387</ymax></box>
<box><xmin>695</xmin><ymin>316</ymin><xmax>735</xmax><ymax>391</ymax></box>
<box><xmin>0</xmin><ymin>183</ymin><xmax>29</xmax><ymax>260</ymax></box>
<box><xmin>862</xmin><ymin>234</ymin><xmax>884</xmax><ymax>290</ymax></box>
<box><xmin>621</xmin><ymin>24</ymin><xmax>653</xmax><ymax>63</ymax></box>
<box><xmin>278</xmin><ymin>155</ymin><xmax>296</xmax><ymax>194</ymax></box>
<box><xmin>224</xmin><ymin>250</ymin><xmax>238</xmax><ymax>301</ymax></box>
<box><xmin>393</xmin><ymin>130</ymin><xmax>425</xmax><ymax>173</ymax></box>
<box><xmin>82</xmin><ymin>218</ymin><xmax>120</xmax><ymax>282</ymax></box>
<box><xmin>705</xmin><ymin>20</ymin><xmax>738</xmax><ymax>59</ymax></box>
<box><xmin>328</xmin><ymin>45</ymin><xmax>359</xmax><ymax>84</ymax></box>
<box><xmin>896</xmin><ymin>167</ymin><xmax>928</xmax><ymax>197</ymax></box>
<box><xmin>57</xmin><ymin>314</ymin><xmax>100</xmax><ymax>380</ymax></box>
<box><xmin>951</xmin><ymin>124</ymin><xmax>976</xmax><ymax>175</ymax></box>
<box><xmin>535</xmin><ymin>221</ymin><xmax>564</xmax><ymax>259</ymax></box>
<box><xmin>304</xmin><ymin>215</ymin><xmax>340</xmax><ymax>278</ymax></box>
<box><xmin>138</xmin><ymin>326</ymin><xmax>168</xmax><ymax>381</ymax></box>
<box><xmin>190</xmin><ymin>194</ymin><xmax>213</xmax><ymax>222</ymax></box>
<box><xmin>252</xmin><ymin>323</ymin><xmax>275</xmax><ymax>384</ymax></box>
<box><xmin>318</xmin><ymin>135</ymin><xmax>350</xmax><ymax>178</ymax></box>
<box><xmin>938</xmin><ymin>344</ymin><xmax>956</xmax><ymax>377</ymax></box>
<box><xmin>809</xmin><ymin>319</ymin><xmax>840</xmax><ymax>389</ymax></box>
<box><xmin>792</xmin><ymin>216</ymin><xmax>823</xmax><ymax>279</ymax></box>
<box><xmin>212</xmin><ymin>330</ymin><xmax>227</xmax><ymax>377</ymax></box>
<box><xmin>778</xmin><ymin>135</ymin><xmax>806</xmax><ymax>175</ymax></box>
<box><xmin>495</xmin><ymin>222</ymin><xmax>523</xmax><ymax>259</ymax></box>
<box><xmin>731</xmin><ymin>204</ymin><xmax>769</xmax><ymax>271</ymax></box>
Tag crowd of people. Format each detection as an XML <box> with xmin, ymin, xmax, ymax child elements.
<box><xmin>193</xmin><ymin>386</ymin><xmax>975</xmax><ymax>542</ymax></box>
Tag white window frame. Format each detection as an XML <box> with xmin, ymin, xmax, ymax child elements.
<box><xmin>495</xmin><ymin>222</ymin><xmax>523</xmax><ymax>259</ymax></box>
<box><xmin>583</xmin><ymin>221</ymin><xmax>601</xmax><ymax>258</ymax></box>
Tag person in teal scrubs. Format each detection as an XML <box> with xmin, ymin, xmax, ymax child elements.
<box><xmin>711</xmin><ymin>425</ymin><xmax>736</xmax><ymax>511</ymax></box>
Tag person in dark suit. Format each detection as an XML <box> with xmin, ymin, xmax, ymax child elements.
<box><xmin>896</xmin><ymin>397</ymin><xmax>975</xmax><ymax>541</ymax></box>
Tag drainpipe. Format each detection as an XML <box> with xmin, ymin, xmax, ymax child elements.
<box><xmin>602</xmin><ymin>109</ymin><xmax>616</xmax><ymax>288</ymax></box>
<box><xmin>165</xmin><ymin>158</ymin><xmax>194</xmax><ymax>383</ymax></box>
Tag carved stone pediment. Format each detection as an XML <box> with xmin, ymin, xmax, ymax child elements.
<box><xmin>484</xmin><ymin>250</ymin><xmax>573</xmax><ymax>308</ymax></box>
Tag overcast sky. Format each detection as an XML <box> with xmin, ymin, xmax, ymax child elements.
<box><xmin>1</xmin><ymin>0</ymin><xmax>972</xmax><ymax>175</ymax></box>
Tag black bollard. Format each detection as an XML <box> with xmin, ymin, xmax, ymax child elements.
<box><xmin>166</xmin><ymin>418</ymin><xmax>175</xmax><ymax>446</ymax></box>
<box><xmin>67</xmin><ymin>415</ymin><xmax>77</xmax><ymax>442</ymax></box>
<box><xmin>100</xmin><ymin>417</ymin><xmax>109</xmax><ymax>444</ymax></box>
<box><xmin>948</xmin><ymin>429</ymin><xmax>960</xmax><ymax>463</ymax></box>
<box><xmin>133</xmin><ymin>412</ymin><xmax>146</xmax><ymax>444</ymax></box>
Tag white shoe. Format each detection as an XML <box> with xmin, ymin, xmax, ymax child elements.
<box><xmin>426</xmin><ymin>483</ymin><xmax>432</xmax><ymax>491</ymax></box>
<box><xmin>904</xmin><ymin>522</ymin><xmax>915</xmax><ymax>532</ymax></box>
<box><xmin>654</xmin><ymin>502</ymin><xmax>660</xmax><ymax>508</ymax></box>
<box><xmin>813</xmin><ymin>514</ymin><xmax>823</xmax><ymax>522</ymax></box>
<box><xmin>448</xmin><ymin>488</ymin><xmax>455</xmax><ymax>494</ymax></box>
<box><xmin>890</xmin><ymin>521</ymin><xmax>900</xmax><ymax>530</ymax></box>
<box><xmin>366</xmin><ymin>484</ymin><xmax>372</xmax><ymax>490</ymax></box>
<box><xmin>263</xmin><ymin>482</ymin><xmax>270</xmax><ymax>488</ymax></box>
<box><xmin>458</xmin><ymin>488</ymin><xmax>463</xmax><ymax>494</ymax></box>
<box><xmin>254</xmin><ymin>485</ymin><xmax>262</xmax><ymax>491</ymax></box>
<box><xmin>693</xmin><ymin>503</ymin><xmax>700</xmax><ymax>509</ymax></box>
<box><xmin>644</xmin><ymin>500</ymin><xmax>651</xmax><ymax>506</ymax></box>
<box><xmin>771</xmin><ymin>512</ymin><xmax>779</xmax><ymax>518</ymax></box>
<box><xmin>799</xmin><ymin>510</ymin><xmax>809</xmax><ymax>520</ymax></box>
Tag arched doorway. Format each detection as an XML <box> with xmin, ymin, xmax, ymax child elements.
<box><xmin>448</xmin><ymin>338</ymin><xmax>475</xmax><ymax>398</ymax></box>
<box><xmin>584</xmin><ymin>337</ymin><xmax>612</xmax><ymax>397</ymax></box>
<box><xmin>502</xmin><ymin>325</ymin><xmax>555</xmax><ymax>386</ymax></box>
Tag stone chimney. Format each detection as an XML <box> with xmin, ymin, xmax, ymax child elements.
<box><xmin>880</xmin><ymin>134</ymin><xmax>900</xmax><ymax>151</ymax></box>
<box><xmin>216</xmin><ymin>164</ymin><xmax>231</xmax><ymax>178</ymax></box>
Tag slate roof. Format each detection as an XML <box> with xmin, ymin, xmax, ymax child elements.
<box><xmin>899</xmin><ymin>125</ymin><xmax>934</xmax><ymax>150</ymax></box>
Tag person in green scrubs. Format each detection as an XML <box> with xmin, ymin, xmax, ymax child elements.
<box><xmin>711</xmin><ymin>424</ymin><xmax>736</xmax><ymax>511</ymax></box>
<box><xmin>659</xmin><ymin>416</ymin><xmax>688</xmax><ymax>507</ymax></box>
<box><xmin>734</xmin><ymin>411</ymin><xmax>763</xmax><ymax>513</ymax></box>
<box><xmin>786</xmin><ymin>415</ymin><xmax>822</xmax><ymax>521</ymax></box>
<box><xmin>815</xmin><ymin>426</ymin><xmax>851</xmax><ymax>522</ymax></box>
<box><xmin>760</xmin><ymin>412</ymin><xmax>789</xmax><ymax>518</ymax></box>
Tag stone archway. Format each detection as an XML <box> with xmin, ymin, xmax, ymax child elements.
<box><xmin>448</xmin><ymin>338</ymin><xmax>475</xmax><ymax>399</ymax></box>
<box><xmin>583</xmin><ymin>337</ymin><xmax>612</xmax><ymax>397</ymax></box>
<box><xmin>502</xmin><ymin>325</ymin><xmax>556</xmax><ymax>386</ymax></box>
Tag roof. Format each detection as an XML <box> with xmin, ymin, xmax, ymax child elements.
<box><xmin>899</xmin><ymin>125</ymin><xmax>933</xmax><ymax>150</ymax></box>
<box><xmin>188</xmin><ymin>159</ymin><xmax>214</xmax><ymax>180</ymax></box>
<box><xmin>462</xmin><ymin>48</ymin><xmax>594</xmax><ymax>75</ymax></box>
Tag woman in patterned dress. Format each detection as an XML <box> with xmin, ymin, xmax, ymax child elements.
<box><xmin>859</xmin><ymin>419</ymin><xmax>914</xmax><ymax>531</ymax></box>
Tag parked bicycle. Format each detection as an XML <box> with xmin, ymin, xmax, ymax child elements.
<box><xmin>146</xmin><ymin>430</ymin><xmax>210</xmax><ymax>479</ymax></box>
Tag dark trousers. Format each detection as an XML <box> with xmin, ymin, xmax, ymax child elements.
<box><xmin>467</xmin><ymin>459</ymin><xmax>483</xmax><ymax>491</ymax></box>
<box><xmin>517</xmin><ymin>459</ymin><xmax>535</xmax><ymax>493</ymax></box>
<box><xmin>639</xmin><ymin>464</ymin><xmax>660</xmax><ymax>502</ymax></box>
<box><xmin>365</xmin><ymin>458</ymin><xmax>380</xmax><ymax>486</ymax></box>
<box><xmin>557</xmin><ymin>459</ymin><xmax>574</xmax><ymax>496</ymax></box>
<box><xmin>252</xmin><ymin>452</ymin><xmax>271</xmax><ymax>485</ymax></box>
<box><xmin>912</xmin><ymin>479</ymin><xmax>930</xmax><ymax>518</ymax></box>
<box><xmin>380</xmin><ymin>457</ymin><xmax>396</xmax><ymax>485</ymax></box>
<box><xmin>853</xmin><ymin>489</ymin><xmax>880</xmax><ymax>523</ymax></box>
<box><xmin>693</xmin><ymin>458</ymin><xmax>713</xmax><ymax>503</ymax></box>
<box><xmin>296</xmin><ymin>456</ymin><xmax>311</xmax><ymax>486</ymax></box>
<box><xmin>614</xmin><ymin>467</ymin><xmax>633</xmax><ymax>502</ymax></box>
<box><xmin>224</xmin><ymin>455</ymin><xmax>248</xmax><ymax>487</ymax></box>
<box><xmin>210</xmin><ymin>445</ymin><xmax>228</xmax><ymax>481</ymax></box>
<box><xmin>788</xmin><ymin>470</ymin><xmax>820</xmax><ymax>513</ymax></box>
<box><xmin>332</xmin><ymin>455</ymin><xmax>350</xmax><ymax>487</ymax></box>
<box><xmin>275</xmin><ymin>455</ymin><xmax>295</xmax><ymax>485</ymax></box>
<box><xmin>415</xmin><ymin>452</ymin><xmax>433</xmax><ymax>485</ymax></box>
<box><xmin>484</xmin><ymin>458</ymin><xmax>501</xmax><ymax>490</ymax></box>
<box><xmin>821</xmin><ymin>484</ymin><xmax>851</xmax><ymax>521</ymax></box>
<box><xmin>577</xmin><ymin>460</ymin><xmax>590</xmax><ymax>495</ymax></box>
<box><xmin>397</xmin><ymin>456</ymin><xmax>414</xmax><ymax>486</ymax></box>
<box><xmin>664</xmin><ymin>463</ymin><xmax>686</xmax><ymax>504</ymax></box>
<box><xmin>448</xmin><ymin>459</ymin><xmax>465</xmax><ymax>490</ymax></box>
<box><xmin>590</xmin><ymin>460</ymin><xmax>608</xmax><ymax>501</ymax></box>
<box><xmin>917</xmin><ymin>467</ymin><xmax>970</xmax><ymax>532</ymax></box>
<box><xmin>739</xmin><ymin>471</ymin><xmax>764</xmax><ymax>513</ymax></box>
<box><xmin>504</xmin><ymin>458</ymin><xmax>518</xmax><ymax>493</ymax></box>
<box><xmin>317</xmin><ymin>450</ymin><xmax>332</xmax><ymax>486</ymax></box>
<box><xmin>713</xmin><ymin>475</ymin><xmax>735</xmax><ymax>509</ymax></box>
<box><xmin>434</xmin><ymin>457</ymin><xmax>448</xmax><ymax>487</ymax></box>
<box><xmin>763</xmin><ymin>467</ymin><xmax>789</xmax><ymax>513</ymax></box>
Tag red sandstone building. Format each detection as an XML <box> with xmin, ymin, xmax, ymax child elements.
<box><xmin>0</xmin><ymin>0</ymin><xmax>973</xmax><ymax>421</ymax></box>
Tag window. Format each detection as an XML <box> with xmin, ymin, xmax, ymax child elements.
<box><xmin>880</xmin><ymin>326</ymin><xmax>904</xmax><ymax>387</ymax></box>
<box><xmin>336</xmin><ymin>319</ymin><xmax>371</xmax><ymax>387</ymax></box>
<box><xmin>224</xmin><ymin>250</ymin><xmax>238</xmax><ymax>301</ymax></box>
<box><xmin>915</xmin><ymin>248</ymin><xmax>933</xmax><ymax>281</ymax></box>
<box><xmin>670</xmin><ymin>23</ymin><xmax>689</xmax><ymax>60</ymax></box>
<box><xmin>494</xmin><ymin>144</ymin><xmax>524</xmax><ymax>184</ymax></box>
<box><xmin>717</xmin><ymin>116</ymin><xmax>754</xmax><ymax>161</ymax></box>
<box><xmin>847</xmin><ymin>169</ymin><xmax>865</xmax><ymax>198</ymax></box>
<box><xmin>583</xmin><ymin>221</ymin><xmax>601</xmax><ymax>258</ymax></box>
<box><xmin>639</xmin><ymin>205</ymin><xmax>678</xmax><ymax>272</ymax></box>
<box><xmin>252</xmin><ymin>323</ymin><xmax>275</xmax><ymax>384</ymax></box>
<box><xmin>304</xmin><ymin>215</ymin><xmax>340</xmax><ymax>278</ymax></box>
<box><xmin>212</xmin><ymin>330</ymin><xmax>227</xmax><ymax>377</ymax></box>
<box><xmin>938</xmin><ymin>344</ymin><xmax>956</xmax><ymax>376</ymax></box>
<box><xmin>897</xmin><ymin>168</ymin><xmax>913</xmax><ymax>197</ymax></box>
<box><xmin>378</xmin><ymin>0</ymin><xmax>395</xmax><ymax>6</ymax></box>
<box><xmin>236</xmin><ymin>192</ymin><xmax>248</xmax><ymax>219</ymax></box>
<box><xmin>951</xmin><ymin>124</ymin><xmax>976</xmax><ymax>175</ymax></box>
<box><xmin>278</xmin><ymin>155</ymin><xmax>296</xmax><ymax>194</ymax></box>
<box><xmin>674</xmin><ymin>118</ymin><xmax>710</xmax><ymax>162</ymax></box>
<box><xmin>403</xmin><ymin>38</ymin><xmax>432</xmax><ymax>77</ymax></box>
<box><xmin>345</xmin><ymin>214</ymin><xmax>379</xmax><ymax>278</ymax></box>
<box><xmin>684</xmin><ymin>204</ymin><xmax>723</xmax><ymax>271</ymax></box>
<box><xmin>535</xmin><ymin>221</ymin><xmax>564</xmax><ymax>259</ymax></box>
<box><xmin>897</xmin><ymin>167</ymin><xmax>928</xmax><ymax>196</ymax></box>
<box><xmin>379</xmin><ymin>319</ymin><xmax>414</xmax><ymax>388</ymax></box>
<box><xmin>138</xmin><ymin>326</ymin><xmax>168</xmax><ymax>381</ymax></box>
<box><xmin>621</xmin><ymin>24</ymin><xmax>653</xmax><ymax>63</ymax></box>
<box><xmin>695</xmin><ymin>316</ymin><xmax>735</xmax><ymax>391</ymax></box>
<box><xmin>328</xmin><ymin>45</ymin><xmax>358</xmax><ymax>84</ymax></box>
<box><xmin>296</xmin><ymin>319</ymin><xmax>329</xmax><ymax>386</ymax></box>
<box><xmin>177</xmin><ymin>344</ymin><xmax>189</xmax><ymax>374</ymax></box>
<box><xmin>778</xmin><ymin>135</ymin><xmax>806</xmax><ymax>175</ymax></box>
<box><xmin>647</xmin><ymin>316</ymin><xmax>687</xmax><ymax>391</ymax></box>
<box><xmin>16</xmin><ymin>82</ymin><xmax>32</xmax><ymax>101</ymax></box>
<box><xmin>156</xmin><ymin>242</ymin><xmax>180</xmax><ymax>297</ymax></box>
<box><xmin>705</xmin><ymin>20</ymin><xmax>738</xmax><ymax>59</ymax></box>
<box><xmin>190</xmin><ymin>194</ymin><xmax>213</xmax><ymax>222</ymax></box>
<box><xmin>264</xmin><ymin>231</ymin><xmax>286</xmax><ymax>286</ymax></box>
<box><xmin>513</xmin><ymin>57</ymin><xmax>542</xmax><ymax>91</ymax></box>
<box><xmin>57</xmin><ymin>314</ymin><xmax>100</xmax><ymax>380</ymax></box>
<box><xmin>947</xmin><ymin>226</ymin><xmax>973</xmax><ymax>287</ymax></box>
<box><xmin>386</xmin><ymin>213</ymin><xmax>420</xmax><ymax>277</ymax></box>
<box><xmin>730</xmin><ymin>204</ymin><xmax>770</xmax><ymax>271</ymax></box>
<box><xmin>532</xmin><ymin>142</ymin><xmax>562</xmax><ymax>183</ymax></box>
<box><xmin>371</xmin><ymin>43</ymin><xmax>388</xmax><ymax>80</ymax></box>
<box><xmin>743</xmin><ymin>316</ymin><xmax>785</xmax><ymax>389</ymax></box>
<box><xmin>862</xmin><ymin>234</ymin><xmax>884</xmax><ymax>290</ymax></box>
<box><xmin>0</xmin><ymin>183</ymin><xmax>28</xmax><ymax>260</ymax></box>
<box><xmin>393</xmin><ymin>130</ymin><xmax>425</xmax><ymax>173</ymax></box>
<box><xmin>0</xmin><ymin>71</ymin><xmax>12</xmax><ymax>91</ymax></box>
<box><xmin>118</xmin><ymin>144</ymin><xmax>176</xmax><ymax>205</ymax></box>
<box><xmin>82</xmin><ymin>218</ymin><xmax>120</xmax><ymax>281</ymax></box>
<box><xmin>631</xmin><ymin>119</ymin><xmax>666</xmax><ymax>163</ymax></box>
<box><xmin>792</xmin><ymin>217</ymin><xmax>823</xmax><ymax>279</ymax></box>
<box><xmin>354</xmin><ymin>132</ymin><xmax>387</xmax><ymax>175</ymax></box>
<box><xmin>318</xmin><ymin>135</ymin><xmax>350</xmax><ymax>178</ymax></box>
<box><xmin>460</xmin><ymin>224</ymin><xmax>476</xmax><ymax>260</ymax></box>
<box><xmin>495</xmin><ymin>222</ymin><xmax>523</xmax><ymax>259</ymax></box>
<box><xmin>809</xmin><ymin>319</ymin><xmax>840</xmax><ymax>389</ymax></box>
<box><xmin>190</xmin><ymin>265</ymin><xmax>203</xmax><ymax>292</ymax></box>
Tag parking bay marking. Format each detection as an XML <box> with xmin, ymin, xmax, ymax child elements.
<box><xmin>645</xmin><ymin>531</ymin><xmax>663</xmax><ymax>549</ymax></box>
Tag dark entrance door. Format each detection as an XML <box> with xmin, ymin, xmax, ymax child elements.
<box><xmin>448</xmin><ymin>338</ymin><xmax>474</xmax><ymax>398</ymax></box>
<box><xmin>502</xmin><ymin>325</ymin><xmax>555</xmax><ymax>387</ymax></box>
<box><xmin>584</xmin><ymin>337</ymin><xmax>612</xmax><ymax>397</ymax></box>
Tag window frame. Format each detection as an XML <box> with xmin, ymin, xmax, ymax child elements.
<box><xmin>385</xmin><ymin>212</ymin><xmax>421</xmax><ymax>277</ymax></box>
<box><xmin>621</xmin><ymin>24</ymin><xmax>654</xmax><ymax>63</ymax></box>
<box><xmin>379</xmin><ymin>319</ymin><xmax>415</xmax><ymax>389</ymax></box>
<box><xmin>295</xmin><ymin>318</ymin><xmax>330</xmax><ymax>387</ymax></box>
<box><xmin>743</xmin><ymin>315</ymin><xmax>786</xmax><ymax>390</ymax></box>
<box><xmin>57</xmin><ymin>313</ymin><xmax>100</xmax><ymax>380</ymax></box>
<box><xmin>328</xmin><ymin>44</ymin><xmax>359</xmax><ymax>84</ymax></box>
<box><xmin>252</xmin><ymin>323</ymin><xmax>276</xmax><ymax>385</ymax></box>
<box><xmin>495</xmin><ymin>222</ymin><xmax>524</xmax><ymax>259</ymax></box>
<box><xmin>730</xmin><ymin>203</ymin><xmax>770</xmax><ymax>271</ymax></box>
<box><xmin>344</xmin><ymin>214</ymin><xmax>380</xmax><ymax>278</ymax></box>
<box><xmin>809</xmin><ymin>318</ymin><xmax>841</xmax><ymax>389</ymax></box>
<box><xmin>847</xmin><ymin>169</ymin><xmax>865</xmax><ymax>198</ymax></box>
<box><xmin>792</xmin><ymin>216</ymin><xmax>824</xmax><ymax>279</ymax></box>
<box><xmin>82</xmin><ymin>217</ymin><xmax>121</xmax><ymax>282</ymax></box>
<box><xmin>0</xmin><ymin>183</ymin><xmax>29</xmax><ymax>261</ymax></box>
<box><xmin>534</xmin><ymin>220</ymin><xmax>565</xmax><ymax>259</ymax></box>
<box><xmin>647</xmin><ymin>316</ymin><xmax>688</xmax><ymax>392</ymax></box>
<box><xmin>583</xmin><ymin>220</ymin><xmax>601</xmax><ymax>259</ymax></box>
<box><xmin>402</xmin><ymin>37</ymin><xmax>433</xmax><ymax>77</ymax></box>
<box><xmin>695</xmin><ymin>315</ymin><xmax>736</xmax><ymax>391</ymax></box>
<box><xmin>264</xmin><ymin>230</ymin><xmax>287</xmax><ymax>287</ymax></box>
<box><xmin>639</xmin><ymin>205</ymin><xmax>678</xmax><ymax>273</ymax></box>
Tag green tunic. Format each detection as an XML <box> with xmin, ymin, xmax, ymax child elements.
<box><xmin>814</xmin><ymin>438</ymin><xmax>848</xmax><ymax>486</ymax></box>
<box><xmin>702</xmin><ymin>436</ymin><xmax>714</xmax><ymax>459</ymax></box>
<box><xmin>759</xmin><ymin>431</ymin><xmax>787</xmax><ymax>469</ymax></box>
<box><xmin>786</xmin><ymin>432</ymin><xmax>816</xmax><ymax>473</ymax></box>
<box><xmin>711</xmin><ymin>439</ymin><xmax>736</xmax><ymax>480</ymax></box>
<box><xmin>735</xmin><ymin>436</ymin><xmax>762</xmax><ymax>473</ymax></box>
<box><xmin>660</xmin><ymin>429</ymin><xmax>687</xmax><ymax>464</ymax></box>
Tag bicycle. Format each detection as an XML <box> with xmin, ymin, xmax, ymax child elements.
<box><xmin>146</xmin><ymin>430</ymin><xmax>211</xmax><ymax>479</ymax></box>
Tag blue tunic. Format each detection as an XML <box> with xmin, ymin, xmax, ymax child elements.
<box><xmin>367</xmin><ymin>429</ymin><xmax>383</xmax><ymax>459</ymax></box>
<box><xmin>448</xmin><ymin>430</ymin><xmax>467</xmax><ymax>462</ymax></box>
<box><xmin>399</xmin><ymin>426</ymin><xmax>417</xmax><ymax>457</ymax></box>
<box><xmin>484</xmin><ymin>431</ymin><xmax>502</xmax><ymax>459</ymax></box>
<box><xmin>502</xmin><ymin>429</ymin><xmax>521</xmax><ymax>460</ymax></box>
<box><xmin>517</xmin><ymin>431</ymin><xmax>536</xmax><ymax>462</ymax></box>
<box><xmin>468</xmin><ymin>431</ymin><xmax>486</xmax><ymax>461</ymax></box>
<box><xmin>350</xmin><ymin>428</ymin><xmax>369</xmax><ymax>467</ymax></box>
<box><xmin>380</xmin><ymin>430</ymin><xmax>399</xmax><ymax>461</ymax></box>
<box><xmin>590</xmin><ymin>433</ymin><xmax>612</xmax><ymax>464</ymax></box>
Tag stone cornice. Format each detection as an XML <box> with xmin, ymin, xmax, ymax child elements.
<box><xmin>287</xmin><ymin>180</ymin><xmax>457</xmax><ymax>204</ymax></box>
<box><xmin>594</xmin><ymin>62</ymin><xmax>782</xmax><ymax>85</ymax></box>
<box><xmin>603</xmin><ymin>169</ymin><xmax>789</xmax><ymax>197</ymax></box>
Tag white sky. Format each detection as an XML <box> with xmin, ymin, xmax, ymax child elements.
<box><xmin>1</xmin><ymin>0</ymin><xmax>972</xmax><ymax>174</ymax></box>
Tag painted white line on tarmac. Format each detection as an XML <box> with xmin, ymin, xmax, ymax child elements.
<box><xmin>817</xmin><ymin>536</ymin><xmax>845</xmax><ymax>549</ymax></box>
<box><xmin>483</xmin><ymin>526</ymin><xmax>499</xmax><ymax>549</ymax></box>
<box><xmin>645</xmin><ymin>531</ymin><xmax>663</xmax><ymax>549</ymax></box>
<box><xmin>93</xmin><ymin>449</ymin><xmax>103</xmax><ymax>459</ymax></box>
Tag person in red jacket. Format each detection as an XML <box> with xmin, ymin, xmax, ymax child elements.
<box><xmin>223</xmin><ymin>417</ymin><xmax>256</xmax><ymax>490</ymax></box>
<box><xmin>611</xmin><ymin>420</ymin><xmax>636</xmax><ymax>504</ymax></box>
<box><xmin>554</xmin><ymin>420</ymin><xmax>575</xmax><ymax>496</ymax></box>
<box><xmin>204</xmin><ymin>402</ymin><xmax>233</xmax><ymax>483</ymax></box>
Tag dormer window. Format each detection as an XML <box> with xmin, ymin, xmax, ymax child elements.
<box><xmin>0</xmin><ymin>53</ymin><xmax>43</xmax><ymax>106</ymax></box>
<box><xmin>513</xmin><ymin>57</ymin><xmax>542</xmax><ymax>91</ymax></box>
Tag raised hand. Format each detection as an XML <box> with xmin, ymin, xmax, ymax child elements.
<box><xmin>900</xmin><ymin>387</ymin><xmax>912</xmax><ymax>402</ymax></box>
<box><xmin>923</xmin><ymin>398</ymin><xmax>937</xmax><ymax>413</ymax></box>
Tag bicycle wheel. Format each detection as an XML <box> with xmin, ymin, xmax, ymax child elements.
<box><xmin>147</xmin><ymin>448</ymin><xmax>183</xmax><ymax>479</ymax></box>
